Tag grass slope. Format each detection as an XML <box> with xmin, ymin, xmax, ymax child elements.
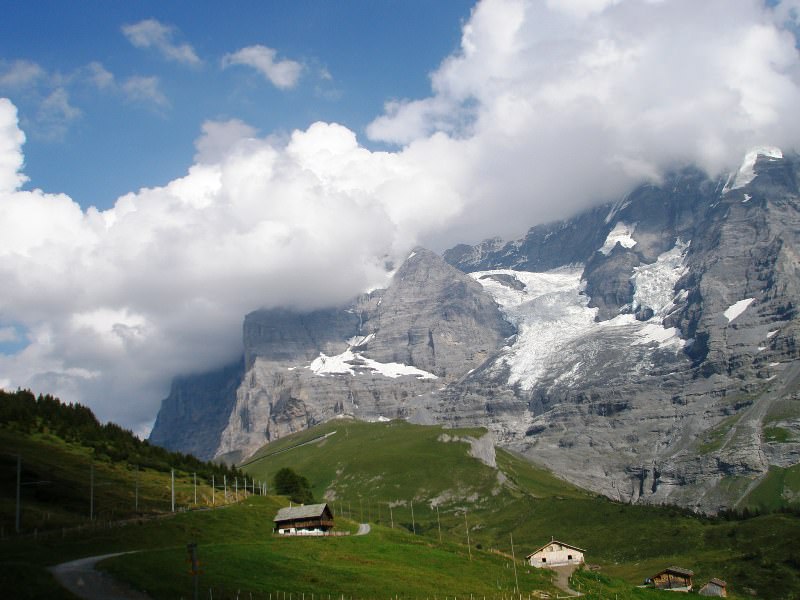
<box><xmin>242</xmin><ymin>418</ymin><xmax>800</xmax><ymax>600</ymax></box>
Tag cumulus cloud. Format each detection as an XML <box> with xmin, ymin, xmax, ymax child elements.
<box><xmin>368</xmin><ymin>0</ymin><xmax>800</xmax><ymax>243</ymax></box>
<box><xmin>222</xmin><ymin>45</ymin><xmax>303</xmax><ymax>89</ymax></box>
<box><xmin>86</xmin><ymin>61</ymin><xmax>115</xmax><ymax>90</ymax></box>
<box><xmin>2</xmin><ymin>0</ymin><xmax>800</xmax><ymax>435</ymax></box>
<box><xmin>0</xmin><ymin>105</ymin><xmax>461</xmax><ymax>433</ymax></box>
<box><xmin>122</xmin><ymin>19</ymin><xmax>202</xmax><ymax>67</ymax></box>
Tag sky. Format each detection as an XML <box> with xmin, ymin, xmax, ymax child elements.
<box><xmin>1</xmin><ymin>0</ymin><xmax>800</xmax><ymax>437</ymax></box>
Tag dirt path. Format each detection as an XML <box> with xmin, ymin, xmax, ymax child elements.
<box><xmin>550</xmin><ymin>565</ymin><xmax>582</xmax><ymax>597</ymax></box>
<box><xmin>355</xmin><ymin>523</ymin><xmax>371</xmax><ymax>535</ymax></box>
<box><xmin>49</xmin><ymin>552</ymin><xmax>151</xmax><ymax>600</ymax></box>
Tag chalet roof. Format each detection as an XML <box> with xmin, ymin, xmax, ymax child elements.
<box><xmin>655</xmin><ymin>566</ymin><xmax>694</xmax><ymax>578</ymax></box>
<box><xmin>274</xmin><ymin>503</ymin><xmax>330</xmax><ymax>522</ymax></box>
<box><xmin>526</xmin><ymin>539</ymin><xmax>586</xmax><ymax>558</ymax></box>
<box><xmin>707</xmin><ymin>578</ymin><xmax>727</xmax><ymax>587</ymax></box>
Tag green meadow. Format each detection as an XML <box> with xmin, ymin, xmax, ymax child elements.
<box><xmin>1</xmin><ymin>412</ymin><xmax>800</xmax><ymax>599</ymax></box>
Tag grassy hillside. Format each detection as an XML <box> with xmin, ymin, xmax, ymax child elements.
<box><xmin>2</xmin><ymin>404</ymin><xmax>800</xmax><ymax>599</ymax></box>
<box><xmin>0</xmin><ymin>389</ymin><xmax>246</xmax><ymax>534</ymax></box>
<box><xmin>242</xmin><ymin>418</ymin><xmax>800</xmax><ymax>600</ymax></box>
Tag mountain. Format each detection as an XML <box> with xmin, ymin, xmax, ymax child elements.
<box><xmin>150</xmin><ymin>149</ymin><xmax>800</xmax><ymax>512</ymax></box>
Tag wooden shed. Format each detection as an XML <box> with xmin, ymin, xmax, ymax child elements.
<box><xmin>699</xmin><ymin>578</ymin><xmax>727</xmax><ymax>597</ymax></box>
<box><xmin>649</xmin><ymin>566</ymin><xmax>694</xmax><ymax>592</ymax></box>
<box><xmin>526</xmin><ymin>539</ymin><xmax>585</xmax><ymax>568</ymax></box>
<box><xmin>274</xmin><ymin>503</ymin><xmax>334</xmax><ymax>536</ymax></box>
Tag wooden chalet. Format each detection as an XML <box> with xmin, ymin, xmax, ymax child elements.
<box><xmin>699</xmin><ymin>578</ymin><xmax>727</xmax><ymax>597</ymax></box>
<box><xmin>273</xmin><ymin>503</ymin><xmax>334</xmax><ymax>536</ymax></box>
<box><xmin>649</xmin><ymin>566</ymin><xmax>694</xmax><ymax>592</ymax></box>
<box><xmin>526</xmin><ymin>539</ymin><xmax>586</xmax><ymax>568</ymax></box>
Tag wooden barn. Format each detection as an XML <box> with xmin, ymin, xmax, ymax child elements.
<box><xmin>649</xmin><ymin>566</ymin><xmax>694</xmax><ymax>592</ymax></box>
<box><xmin>273</xmin><ymin>503</ymin><xmax>334</xmax><ymax>536</ymax></box>
<box><xmin>699</xmin><ymin>578</ymin><xmax>727</xmax><ymax>597</ymax></box>
<box><xmin>526</xmin><ymin>539</ymin><xmax>585</xmax><ymax>568</ymax></box>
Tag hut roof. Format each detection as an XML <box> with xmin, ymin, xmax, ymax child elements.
<box><xmin>708</xmin><ymin>578</ymin><xmax>727</xmax><ymax>587</ymax></box>
<box><xmin>526</xmin><ymin>539</ymin><xmax>586</xmax><ymax>558</ymax></box>
<box><xmin>655</xmin><ymin>566</ymin><xmax>694</xmax><ymax>578</ymax></box>
<box><xmin>274</xmin><ymin>503</ymin><xmax>330</xmax><ymax>522</ymax></box>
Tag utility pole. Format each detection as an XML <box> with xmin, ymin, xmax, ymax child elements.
<box><xmin>212</xmin><ymin>475</ymin><xmax>215</xmax><ymax>506</ymax></box>
<box><xmin>15</xmin><ymin>455</ymin><xmax>21</xmax><ymax>533</ymax></box>
<box><xmin>90</xmin><ymin>463</ymin><xmax>94</xmax><ymax>521</ymax></box>
<box><xmin>436</xmin><ymin>505</ymin><xmax>442</xmax><ymax>543</ymax></box>
<box><xmin>171</xmin><ymin>469</ymin><xmax>175</xmax><ymax>513</ymax></box>
<box><xmin>465</xmin><ymin>510</ymin><xmax>472</xmax><ymax>561</ymax></box>
<box><xmin>510</xmin><ymin>533</ymin><xmax>519</xmax><ymax>593</ymax></box>
<box><xmin>193</xmin><ymin>472</ymin><xmax>197</xmax><ymax>505</ymax></box>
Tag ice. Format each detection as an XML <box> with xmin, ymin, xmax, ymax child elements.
<box><xmin>346</xmin><ymin>333</ymin><xmax>375</xmax><ymax>347</ymax></box>
<box><xmin>724</xmin><ymin>298</ymin><xmax>755</xmax><ymax>323</ymax></box>
<box><xmin>631</xmin><ymin>240</ymin><xmax>689</xmax><ymax>316</ymax></box>
<box><xmin>724</xmin><ymin>146</ymin><xmax>783</xmax><ymax>192</ymax></box>
<box><xmin>472</xmin><ymin>258</ymin><xmax>686</xmax><ymax>391</ymax></box>
<box><xmin>599</xmin><ymin>222</ymin><xmax>637</xmax><ymax>255</ymax></box>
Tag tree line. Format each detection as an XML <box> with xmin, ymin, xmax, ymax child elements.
<box><xmin>0</xmin><ymin>388</ymin><xmax>241</xmax><ymax>480</ymax></box>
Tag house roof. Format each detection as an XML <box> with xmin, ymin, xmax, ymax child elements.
<box><xmin>273</xmin><ymin>503</ymin><xmax>330</xmax><ymax>522</ymax></box>
<box><xmin>525</xmin><ymin>539</ymin><xmax>586</xmax><ymax>558</ymax></box>
<box><xmin>655</xmin><ymin>566</ymin><xmax>694</xmax><ymax>578</ymax></box>
<box><xmin>707</xmin><ymin>578</ymin><xmax>727</xmax><ymax>587</ymax></box>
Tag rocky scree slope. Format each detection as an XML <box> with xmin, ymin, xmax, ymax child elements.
<box><xmin>151</xmin><ymin>151</ymin><xmax>800</xmax><ymax>512</ymax></box>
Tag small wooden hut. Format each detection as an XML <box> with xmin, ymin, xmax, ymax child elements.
<box><xmin>649</xmin><ymin>566</ymin><xmax>694</xmax><ymax>592</ymax></box>
<box><xmin>699</xmin><ymin>578</ymin><xmax>727</xmax><ymax>597</ymax></box>
<box><xmin>273</xmin><ymin>503</ymin><xmax>334</xmax><ymax>536</ymax></box>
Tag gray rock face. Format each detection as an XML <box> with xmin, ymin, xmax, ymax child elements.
<box><xmin>149</xmin><ymin>359</ymin><xmax>243</xmax><ymax>459</ymax></box>
<box><xmin>155</xmin><ymin>248</ymin><xmax>515</xmax><ymax>461</ymax></box>
<box><xmin>151</xmin><ymin>152</ymin><xmax>800</xmax><ymax>512</ymax></box>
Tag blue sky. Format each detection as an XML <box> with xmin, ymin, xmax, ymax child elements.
<box><xmin>2</xmin><ymin>0</ymin><xmax>800</xmax><ymax>435</ymax></box>
<box><xmin>2</xmin><ymin>0</ymin><xmax>473</xmax><ymax>208</ymax></box>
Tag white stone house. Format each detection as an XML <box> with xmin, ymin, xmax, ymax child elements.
<box><xmin>526</xmin><ymin>539</ymin><xmax>585</xmax><ymax>568</ymax></box>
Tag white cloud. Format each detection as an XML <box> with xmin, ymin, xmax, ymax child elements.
<box><xmin>0</xmin><ymin>60</ymin><xmax>44</xmax><ymax>89</ymax></box>
<box><xmin>122</xmin><ymin>19</ymin><xmax>202</xmax><ymax>67</ymax></box>
<box><xmin>122</xmin><ymin>76</ymin><xmax>169</xmax><ymax>108</ymax></box>
<box><xmin>222</xmin><ymin>45</ymin><xmax>303</xmax><ymax>89</ymax></box>
<box><xmin>86</xmin><ymin>61</ymin><xmax>115</xmax><ymax>89</ymax></box>
<box><xmin>194</xmin><ymin>118</ymin><xmax>258</xmax><ymax>164</ymax></box>
<box><xmin>368</xmin><ymin>0</ymin><xmax>800</xmax><ymax>244</ymax></box>
<box><xmin>0</xmin><ymin>99</ymin><xmax>27</xmax><ymax>192</ymax></box>
<box><xmin>36</xmin><ymin>88</ymin><xmax>81</xmax><ymax>141</ymax></box>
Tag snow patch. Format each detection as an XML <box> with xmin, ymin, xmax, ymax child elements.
<box><xmin>599</xmin><ymin>222</ymin><xmax>637</xmax><ymax>255</ymax></box>
<box><xmin>742</xmin><ymin>194</ymin><xmax>752</xmax><ymax>203</ymax></box>
<box><xmin>769</xmin><ymin>362</ymin><xmax>781</xmax><ymax>367</ymax></box>
<box><xmin>767</xmin><ymin>330</ymin><xmax>778</xmax><ymax>338</ymax></box>
<box><xmin>724</xmin><ymin>146</ymin><xmax>783</xmax><ymax>192</ymax></box>
<box><xmin>407</xmin><ymin>251</ymin><xmax>417</xmax><ymax>261</ymax></box>
<box><xmin>724</xmin><ymin>298</ymin><xmax>755</xmax><ymax>323</ymax></box>
<box><xmin>308</xmin><ymin>349</ymin><xmax>437</xmax><ymax>380</ymax></box>
<box><xmin>346</xmin><ymin>333</ymin><xmax>375</xmax><ymax>347</ymax></box>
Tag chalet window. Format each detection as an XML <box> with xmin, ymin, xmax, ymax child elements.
<box><xmin>542</xmin><ymin>558</ymin><xmax>546</xmax><ymax>563</ymax></box>
<box><xmin>568</xmin><ymin>555</ymin><xmax>573</xmax><ymax>560</ymax></box>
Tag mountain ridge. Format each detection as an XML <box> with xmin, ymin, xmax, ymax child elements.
<box><xmin>150</xmin><ymin>151</ymin><xmax>800</xmax><ymax>512</ymax></box>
